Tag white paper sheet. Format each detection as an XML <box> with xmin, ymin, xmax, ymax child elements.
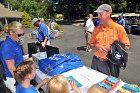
<box><xmin>35</xmin><ymin>66</ymin><xmax>124</xmax><ymax>93</ymax></box>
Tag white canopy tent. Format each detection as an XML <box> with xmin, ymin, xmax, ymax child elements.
<box><xmin>112</xmin><ymin>13</ymin><xmax>140</xmax><ymax>18</ymax></box>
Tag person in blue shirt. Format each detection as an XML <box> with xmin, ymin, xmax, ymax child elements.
<box><xmin>117</xmin><ymin>14</ymin><xmax>125</xmax><ymax>27</ymax></box>
<box><xmin>14</xmin><ymin>61</ymin><xmax>49</xmax><ymax>93</ymax></box>
<box><xmin>93</xmin><ymin>18</ymin><xmax>100</xmax><ymax>27</ymax></box>
<box><xmin>0</xmin><ymin>21</ymin><xmax>25</xmax><ymax>93</ymax></box>
<box><xmin>27</xmin><ymin>18</ymin><xmax>50</xmax><ymax>61</ymax></box>
<box><xmin>32</xmin><ymin>18</ymin><xmax>51</xmax><ymax>48</ymax></box>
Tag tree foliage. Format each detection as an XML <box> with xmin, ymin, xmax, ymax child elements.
<box><xmin>57</xmin><ymin>0</ymin><xmax>140</xmax><ymax>20</ymax></box>
<box><xmin>4</xmin><ymin>0</ymin><xmax>20</xmax><ymax>10</ymax></box>
<box><xmin>5</xmin><ymin>0</ymin><xmax>50</xmax><ymax>18</ymax></box>
<box><xmin>21</xmin><ymin>11</ymin><xmax>33</xmax><ymax>28</ymax></box>
<box><xmin>0</xmin><ymin>22</ymin><xmax>4</xmax><ymax>31</ymax></box>
<box><xmin>4</xmin><ymin>0</ymin><xmax>140</xmax><ymax>20</ymax></box>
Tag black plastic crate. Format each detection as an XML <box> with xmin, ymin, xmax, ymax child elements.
<box><xmin>45</xmin><ymin>45</ymin><xmax>59</xmax><ymax>57</ymax></box>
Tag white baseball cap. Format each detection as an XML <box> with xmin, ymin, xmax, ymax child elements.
<box><xmin>94</xmin><ymin>4</ymin><xmax>112</xmax><ymax>13</ymax></box>
<box><xmin>32</xmin><ymin>18</ymin><xmax>40</xmax><ymax>25</ymax></box>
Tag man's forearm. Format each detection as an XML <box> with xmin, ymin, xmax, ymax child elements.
<box><xmin>8</xmin><ymin>66</ymin><xmax>16</xmax><ymax>77</ymax></box>
<box><xmin>5</xmin><ymin>60</ymin><xmax>15</xmax><ymax>77</ymax></box>
<box><xmin>90</xmin><ymin>44</ymin><xmax>101</xmax><ymax>51</ymax></box>
<box><xmin>43</xmin><ymin>36</ymin><xmax>48</xmax><ymax>44</ymax></box>
<box><xmin>9</xmin><ymin>69</ymin><xmax>15</xmax><ymax>77</ymax></box>
<box><xmin>125</xmin><ymin>45</ymin><xmax>130</xmax><ymax>50</ymax></box>
<box><xmin>90</xmin><ymin>44</ymin><xmax>96</xmax><ymax>48</ymax></box>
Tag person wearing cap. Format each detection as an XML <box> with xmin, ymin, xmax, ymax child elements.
<box><xmin>0</xmin><ymin>21</ymin><xmax>25</xmax><ymax>93</ymax></box>
<box><xmin>40</xmin><ymin>18</ymin><xmax>51</xmax><ymax>37</ymax></box>
<box><xmin>89</xmin><ymin>4</ymin><xmax>130</xmax><ymax>77</ymax></box>
<box><xmin>117</xmin><ymin>13</ymin><xmax>125</xmax><ymax>27</ymax></box>
<box><xmin>32</xmin><ymin>18</ymin><xmax>51</xmax><ymax>48</ymax></box>
<box><xmin>50</xmin><ymin>20</ymin><xmax>60</xmax><ymax>39</ymax></box>
<box><xmin>85</xmin><ymin>14</ymin><xmax>95</xmax><ymax>52</ymax></box>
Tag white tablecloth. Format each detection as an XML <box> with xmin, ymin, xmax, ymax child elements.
<box><xmin>35</xmin><ymin>66</ymin><xmax>124</xmax><ymax>93</ymax></box>
<box><xmin>32</xmin><ymin>52</ymin><xmax>47</xmax><ymax>68</ymax></box>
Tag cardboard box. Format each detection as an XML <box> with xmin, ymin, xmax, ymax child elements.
<box><xmin>88</xmin><ymin>85</ymin><xmax>108</xmax><ymax>93</ymax></box>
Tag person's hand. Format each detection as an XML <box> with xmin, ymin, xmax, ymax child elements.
<box><xmin>70</xmin><ymin>80</ymin><xmax>78</xmax><ymax>90</ymax></box>
<box><xmin>95</xmin><ymin>44</ymin><xmax>108</xmax><ymax>53</ymax></box>
<box><xmin>86</xmin><ymin>43</ymin><xmax>91</xmax><ymax>48</ymax></box>
<box><xmin>36</xmin><ymin>78</ymin><xmax>49</xmax><ymax>89</ymax></box>
<box><xmin>41</xmin><ymin>78</ymin><xmax>49</xmax><ymax>85</ymax></box>
<box><xmin>34</xmin><ymin>41</ymin><xmax>38</xmax><ymax>44</ymax></box>
<box><xmin>41</xmin><ymin>42</ymin><xmax>46</xmax><ymax>48</ymax></box>
<box><xmin>104</xmin><ymin>45</ymin><xmax>111</xmax><ymax>51</ymax></box>
<box><xmin>85</xmin><ymin>30</ymin><xmax>88</xmax><ymax>35</ymax></box>
<box><xmin>70</xmin><ymin>80</ymin><xmax>82</xmax><ymax>93</ymax></box>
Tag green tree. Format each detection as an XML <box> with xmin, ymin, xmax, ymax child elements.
<box><xmin>37</xmin><ymin>1</ymin><xmax>49</xmax><ymax>18</ymax></box>
<box><xmin>5</xmin><ymin>0</ymin><xmax>49</xmax><ymax>18</ymax></box>
<box><xmin>126</xmin><ymin>0</ymin><xmax>140</xmax><ymax>12</ymax></box>
<box><xmin>57</xmin><ymin>0</ymin><xmax>86</xmax><ymax>20</ymax></box>
<box><xmin>20</xmin><ymin>0</ymin><xmax>38</xmax><ymax>18</ymax></box>
<box><xmin>121</xmin><ymin>0</ymin><xmax>127</xmax><ymax>12</ymax></box>
<box><xmin>4</xmin><ymin>0</ymin><xmax>140</xmax><ymax>20</ymax></box>
<box><xmin>109</xmin><ymin>0</ymin><xmax>127</xmax><ymax>13</ymax></box>
<box><xmin>21</xmin><ymin>11</ymin><xmax>33</xmax><ymax>28</ymax></box>
<box><xmin>5</xmin><ymin>0</ymin><xmax>20</xmax><ymax>10</ymax></box>
<box><xmin>0</xmin><ymin>22</ymin><xmax>4</xmax><ymax>31</ymax></box>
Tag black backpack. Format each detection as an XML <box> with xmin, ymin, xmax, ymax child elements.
<box><xmin>0</xmin><ymin>41</ymin><xmax>6</xmax><ymax>80</ymax></box>
<box><xmin>0</xmin><ymin>41</ymin><xmax>7</xmax><ymax>93</ymax></box>
<box><xmin>0</xmin><ymin>60</ymin><xmax>6</xmax><ymax>80</ymax></box>
<box><xmin>0</xmin><ymin>60</ymin><xmax>7</xmax><ymax>93</ymax></box>
<box><xmin>107</xmin><ymin>41</ymin><xmax>128</xmax><ymax>69</ymax></box>
<box><xmin>107</xmin><ymin>41</ymin><xmax>128</xmax><ymax>77</ymax></box>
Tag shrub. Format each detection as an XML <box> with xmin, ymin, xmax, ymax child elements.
<box><xmin>54</xmin><ymin>23</ymin><xmax>63</xmax><ymax>32</ymax></box>
<box><xmin>0</xmin><ymin>22</ymin><xmax>3</xmax><ymax>31</ymax></box>
<box><xmin>3</xmin><ymin>24</ymin><xmax>8</xmax><ymax>33</ymax></box>
<box><xmin>21</xmin><ymin>11</ymin><xmax>33</xmax><ymax>28</ymax></box>
<box><xmin>47</xmin><ymin>22</ymin><xmax>63</xmax><ymax>33</ymax></box>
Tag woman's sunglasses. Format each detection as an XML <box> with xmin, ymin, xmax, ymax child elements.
<box><xmin>17</xmin><ymin>33</ymin><xmax>24</xmax><ymax>37</ymax></box>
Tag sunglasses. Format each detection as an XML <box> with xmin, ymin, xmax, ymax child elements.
<box><xmin>17</xmin><ymin>33</ymin><xmax>24</xmax><ymax>37</ymax></box>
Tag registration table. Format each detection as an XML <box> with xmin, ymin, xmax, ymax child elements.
<box><xmin>29</xmin><ymin>52</ymin><xmax>125</xmax><ymax>93</ymax></box>
<box><xmin>35</xmin><ymin>66</ymin><xmax>125</xmax><ymax>93</ymax></box>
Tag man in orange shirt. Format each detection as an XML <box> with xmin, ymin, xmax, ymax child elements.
<box><xmin>89</xmin><ymin>4</ymin><xmax>130</xmax><ymax>76</ymax></box>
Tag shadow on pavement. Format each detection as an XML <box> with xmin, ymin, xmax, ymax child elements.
<box><xmin>77</xmin><ymin>46</ymin><xmax>87</xmax><ymax>51</ymax></box>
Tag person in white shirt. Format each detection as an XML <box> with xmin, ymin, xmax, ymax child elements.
<box><xmin>50</xmin><ymin>21</ymin><xmax>59</xmax><ymax>39</ymax></box>
<box><xmin>85</xmin><ymin>14</ymin><xmax>94</xmax><ymax>52</ymax></box>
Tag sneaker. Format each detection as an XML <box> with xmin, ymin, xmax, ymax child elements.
<box><xmin>88</xmin><ymin>49</ymin><xmax>92</xmax><ymax>52</ymax></box>
<box><xmin>86</xmin><ymin>48</ymin><xmax>92</xmax><ymax>52</ymax></box>
<box><xmin>86</xmin><ymin>48</ymin><xmax>89</xmax><ymax>52</ymax></box>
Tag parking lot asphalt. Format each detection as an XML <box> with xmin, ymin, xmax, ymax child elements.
<box><xmin>22</xmin><ymin>25</ymin><xmax>140</xmax><ymax>85</ymax></box>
